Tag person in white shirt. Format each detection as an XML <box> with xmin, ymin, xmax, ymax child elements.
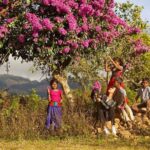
<box><xmin>132</xmin><ymin>78</ymin><xmax>150</xmax><ymax>113</ymax></box>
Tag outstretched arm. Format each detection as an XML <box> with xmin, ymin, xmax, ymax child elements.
<box><xmin>47</xmin><ymin>89</ymin><xmax>51</xmax><ymax>102</ymax></box>
<box><xmin>108</xmin><ymin>56</ymin><xmax>123</xmax><ymax>71</ymax></box>
<box><xmin>105</xmin><ymin>59</ymin><xmax>111</xmax><ymax>72</ymax></box>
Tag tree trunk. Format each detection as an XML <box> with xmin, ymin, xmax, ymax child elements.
<box><xmin>53</xmin><ymin>73</ymin><xmax>74</xmax><ymax>103</ymax></box>
<box><xmin>106</xmin><ymin>72</ymin><xmax>109</xmax><ymax>86</ymax></box>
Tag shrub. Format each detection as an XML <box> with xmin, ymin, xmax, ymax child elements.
<box><xmin>0</xmin><ymin>90</ymin><xmax>93</xmax><ymax>139</ymax></box>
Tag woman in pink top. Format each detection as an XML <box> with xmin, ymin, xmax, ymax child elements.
<box><xmin>45</xmin><ymin>79</ymin><xmax>63</xmax><ymax>130</ymax></box>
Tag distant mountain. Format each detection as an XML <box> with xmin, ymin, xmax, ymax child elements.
<box><xmin>0</xmin><ymin>74</ymin><xmax>80</xmax><ymax>97</ymax></box>
<box><xmin>0</xmin><ymin>74</ymin><xmax>48</xmax><ymax>97</ymax></box>
<box><xmin>0</xmin><ymin>74</ymin><xmax>30</xmax><ymax>87</ymax></box>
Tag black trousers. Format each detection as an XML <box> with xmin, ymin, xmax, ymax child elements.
<box><xmin>94</xmin><ymin>102</ymin><xmax>115</xmax><ymax>126</ymax></box>
<box><xmin>105</xmin><ymin>107</ymin><xmax>115</xmax><ymax>125</ymax></box>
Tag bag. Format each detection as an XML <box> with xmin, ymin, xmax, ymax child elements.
<box><xmin>105</xmin><ymin>100</ymin><xmax>116</xmax><ymax>108</ymax></box>
<box><xmin>100</xmin><ymin>100</ymin><xmax>109</xmax><ymax>109</ymax></box>
<box><xmin>98</xmin><ymin>94</ymin><xmax>116</xmax><ymax>109</ymax></box>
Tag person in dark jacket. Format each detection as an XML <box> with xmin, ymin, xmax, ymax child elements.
<box><xmin>91</xmin><ymin>81</ymin><xmax>117</xmax><ymax>135</ymax></box>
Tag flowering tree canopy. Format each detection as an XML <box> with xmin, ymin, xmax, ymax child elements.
<box><xmin>0</xmin><ymin>0</ymin><xmax>149</xmax><ymax>72</ymax></box>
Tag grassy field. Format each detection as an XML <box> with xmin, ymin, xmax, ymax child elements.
<box><xmin>0</xmin><ymin>136</ymin><xmax>150</xmax><ymax>150</ymax></box>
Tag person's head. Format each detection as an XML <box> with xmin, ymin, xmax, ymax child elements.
<box><xmin>50</xmin><ymin>79</ymin><xmax>58</xmax><ymax>89</ymax></box>
<box><xmin>114</xmin><ymin>77</ymin><xmax>123</xmax><ymax>88</ymax></box>
<box><xmin>113</xmin><ymin>57</ymin><xmax>124</xmax><ymax>66</ymax></box>
<box><xmin>141</xmin><ymin>78</ymin><xmax>149</xmax><ymax>88</ymax></box>
<box><xmin>92</xmin><ymin>81</ymin><xmax>101</xmax><ymax>93</ymax></box>
<box><xmin>108</xmin><ymin>87</ymin><xmax>116</xmax><ymax>95</ymax></box>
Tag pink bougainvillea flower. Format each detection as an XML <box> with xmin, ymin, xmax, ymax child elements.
<box><xmin>18</xmin><ymin>34</ymin><xmax>25</xmax><ymax>43</ymax></box>
<box><xmin>33</xmin><ymin>38</ymin><xmax>38</xmax><ymax>43</ymax></box>
<box><xmin>42</xmin><ymin>0</ymin><xmax>50</xmax><ymax>6</ymax></box>
<box><xmin>25</xmin><ymin>13</ymin><xmax>43</xmax><ymax>31</ymax></box>
<box><xmin>62</xmin><ymin>47</ymin><xmax>70</xmax><ymax>53</ymax></box>
<box><xmin>79</xmin><ymin>4</ymin><xmax>94</xmax><ymax>16</ymax></box>
<box><xmin>134</xmin><ymin>39</ymin><xmax>149</xmax><ymax>55</ymax></box>
<box><xmin>58</xmin><ymin>27</ymin><xmax>67</xmax><ymax>35</ymax></box>
<box><xmin>66</xmin><ymin>13</ymin><xmax>77</xmax><ymax>31</ymax></box>
<box><xmin>71</xmin><ymin>42</ymin><xmax>79</xmax><ymax>49</ymax></box>
<box><xmin>23</xmin><ymin>23</ymin><xmax>30</xmax><ymax>30</ymax></box>
<box><xmin>57</xmin><ymin>40</ymin><xmax>63</xmax><ymax>45</ymax></box>
<box><xmin>0</xmin><ymin>25</ymin><xmax>8</xmax><ymax>39</ymax></box>
<box><xmin>42</xmin><ymin>18</ymin><xmax>54</xmax><ymax>31</ymax></box>
<box><xmin>2</xmin><ymin>0</ymin><xmax>9</xmax><ymax>5</ymax></box>
<box><xmin>82</xmin><ymin>40</ymin><xmax>90</xmax><ymax>48</ymax></box>
<box><xmin>32</xmin><ymin>32</ymin><xmax>39</xmax><ymax>38</ymax></box>
<box><xmin>81</xmin><ymin>24</ymin><xmax>89</xmax><ymax>31</ymax></box>
<box><xmin>5</xmin><ymin>18</ymin><xmax>14</xmax><ymax>23</ymax></box>
<box><xmin>54</xmin><ymin>17</ymin><xmax>64</xmax><ymax>23</ymax></box>
<box><xmin>95</xmin><ymin>26</ymin><xmax>101</xmax><ymax>32</ymax></box>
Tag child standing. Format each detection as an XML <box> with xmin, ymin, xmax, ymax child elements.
<box><xmin>45</xmin><ymin>79</ymin><xmax>63</xmax><ymax>130</ymax></box>
<box><xmin>105</xmin><ymin>56</ymin><xmax>124</xmax><ymax>95</ymax></box>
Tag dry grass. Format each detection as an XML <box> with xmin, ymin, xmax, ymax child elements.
<box><xmin>0</xmin><ymin>91</ymin><xmax>94</xmax><ymax>139</ymax></box>
<box><xmin>0</xmin><ymin>136</ymin><xmax>150</xmax><ymax>150</ymax></box>
<box><xmin>0</xmin><ymin>91</ymin><xmax>150</xmax><ymax>150</ymax></box>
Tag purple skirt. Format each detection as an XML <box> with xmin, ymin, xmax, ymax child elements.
<box><xmin>45</xmin><ymin>105</ymin><xmax>62</xmax><ymax>129</ymax></box>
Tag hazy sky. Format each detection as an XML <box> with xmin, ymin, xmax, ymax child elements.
<box><xmin>0</xmin><ymin>56</ymin><xmax>43</xmax><ymax>81</ymax></box>
<box><xmin>0</xmin><ymin>0</ymin><xmax>149</xmax><ymax>81</ymax></box>
<box><xmin>116</xmin><ymin>0</ymin><xmax>150</xmax><ymax>22</ymax></box>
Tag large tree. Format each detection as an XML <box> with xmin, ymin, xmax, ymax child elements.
<box><xmin>0</xmin><ymin>0</ymin><xmax>148</xmax><ymax>101</ymax></box>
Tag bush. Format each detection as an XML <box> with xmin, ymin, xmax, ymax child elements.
<box><xmin>125</xmin><ymin>87</ymin><xmax>137</xmax><ymax>104</ymax></box>
<box><xmin>0</xmin><ymin>89</ymin><xmax>94</xmax><ymax>140</ymax></box>
<box><xmin>0</xmin><ymin>87</ymin><xmax>139</xmax><ymax>140</ymax></box>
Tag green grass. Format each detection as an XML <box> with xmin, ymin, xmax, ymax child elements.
<box><xmin>0</xmin><ymin>136</ymin><xmax>150</xmax><ymax>150</ymax></box>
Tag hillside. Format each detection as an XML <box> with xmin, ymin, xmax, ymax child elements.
<box><xmin>0</xmin><ymin>74</ymin><xmax>80</xmax><ymax>97</ymax></box>
<box><xmin>0</xmin><ymin>74</ymin><xmax>48</xmax><ymax>97</ymax></box>
<box><xmin>0</xmin><ymin>74</ymin><xmax>30</xmax><ymax>86</ymax></box>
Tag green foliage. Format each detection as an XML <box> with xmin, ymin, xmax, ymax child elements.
<box><xmin>10</xmin><ymin>96</ymin><xmax>20</xmax><ymax>110</ymax></box>
<box><xmin>27</xmin><ymin>89</ymin><xmax>41</xmax><ymax>111</ymax></box>
<box><xmin>141</xmin><ymin>33</ymin><xmax>150</xmax><ymax>46</ymax></box>
<box><xmin>67</xmin><ymin>1</ymin><xmax>150</xmax><ymax>92</ymax></box>
<box><xmin>0</xmin><ymin>90</ymin><xmax>93</xmax><ymax>139</ymax></box>
<box><xmin>116</xmin><ymin>1</ymin><xmax>147</xmax><ymax>29</ymax></box>
<box><xmin>125</xmin><ymin>52</ymin><xmax>150</xmax><ymax>83</ymax></box>
<box><xmin>125</xmin><ymin>87</ymin><xmax>136</xmax><ymax>104</ymax></box>
<box><xmin>0</xmin><ymin>41</ymin><xmax>3</xmax><ymax>49</ymax></box>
